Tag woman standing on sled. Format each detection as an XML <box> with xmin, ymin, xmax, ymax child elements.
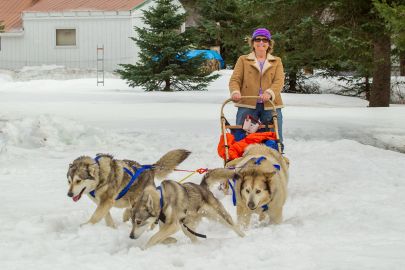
<box><xmin>229</xmin><ymin>28</ymin><xmax>285</xmax><ymax>150</ymax></box>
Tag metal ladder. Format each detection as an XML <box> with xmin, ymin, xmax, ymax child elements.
<box><xmin>96</xmin><ymin>45</ymin><xmax>104</xmax><ymax>86</ymax></box>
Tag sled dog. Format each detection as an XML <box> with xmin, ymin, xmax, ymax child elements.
<box><xmin>66</xmin><ymin>149</ymin><xmax>190</xmax><ymax>228</ymax></box>
<box><xmin>202</xmin><ymin>144</ymin><xmax>288</xmax><ymax>228</ymax></box>
<box><xmin>130</xmin><ymin>179</ymin><xmax>245</xmax><ymax>249</ymax></box>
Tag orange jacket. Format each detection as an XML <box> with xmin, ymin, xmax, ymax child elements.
<box><xmin>217</xmin><ymin>132</ymin><xmax>276</xmax><ymax>160</ymax></box>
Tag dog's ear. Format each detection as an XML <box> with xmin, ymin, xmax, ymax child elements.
<box><xmin>88</xmin><ymin>164</ymin><xmax>98</xmax><ymax>178</ymax></box>
<box><xmin>265</xmin><ymin>171</ymin><xmax>276</xmax><ymax>181</ymax></box>
<box><xmin>146</xmin><ymin>194</ymin><xmax>154</xmax><ymax>212</ymax></box>
<box><xmin>237</xmin><ymin>174</ymin><xmax>245</xmax><ymax>198</ymax></box>
<box><xmin>264</xmin><ymin>171</ymin><xmax>276</xmax><ymax>194</ymax></box>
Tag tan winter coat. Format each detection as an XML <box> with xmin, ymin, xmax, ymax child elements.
<box><xmin>229</xmin><ymin>52</ymin><xmax>285</xmax><ymax>109</ymax></box>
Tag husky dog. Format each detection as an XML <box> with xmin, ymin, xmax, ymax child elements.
<box><xmin>66</xmin><ymin>149</ymin><xmax>190</xmax><ymax>228</ymax></box>
<box><xmin>130</xmin><ymin>179</ymin><xmax>245</xmax><ymax>249</ymax></box>
<box><xmin>203</xmin><ymin>144</ymin><xmax>289</xmax><ymax>228</ymax></box>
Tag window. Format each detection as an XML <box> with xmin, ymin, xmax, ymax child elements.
<box><xmin>56</xmin><ymin>29</ymin><xmax>76</xmax><ymax>46</ymax></box>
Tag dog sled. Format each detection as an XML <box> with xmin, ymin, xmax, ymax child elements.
<box><xmin>218</xmin><ymin>96</ymin><xmax>283</xmax><ymax>166</ymax></box>
<box><xmin>214</xmin><ymin>96</ymin><xmax>289</xmax><ymax>223</ymax></box>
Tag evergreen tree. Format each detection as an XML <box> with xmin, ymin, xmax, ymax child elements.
<box><xmin>236</xmin><ymin>0</ymin><xmax>399</xmax><ymax>104</ymax></box>
<box><xmin>240</xmin><ymin>0</ymin><xmax>332</xmax><ymax>93</ymax></box>
<box><xmin>0</xmin><ymin>21</ymin><xmax>4</xmax><ymax>32</ymax></box>
<box><xmin>373</xmin><ymin>0</ymin><xmax>405</xmax><ymax>76</ymax></box>
<box><xmin>193</xmin><ymin>0</ymin><xmax>247</xmax><ymax>67</ymax></box>
<box><xmin>325</xmin><ymin>0</ymin><xmax>397</xmax><ymax>107</ymax></box>
<box><xmin>266</xmin><ymin>0</ymin><xmax>397</xmax><ymax>103</ymax></box>
<box><xmin>373</xmin><ymin>0</ymin><xmax>405</xmax><ymax>50</ymax></box>
<box><xmin>190</xmin><ymin>0</ymin><xmax>399</xmax><ymax>103</ymax></box>
<box><xmin>117</xmin><ymin>0</ymin><xmax>218</xmax><ymax>91</ymax></box>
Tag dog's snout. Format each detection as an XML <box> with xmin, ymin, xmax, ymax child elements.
<box><xmin>67</xmin><ymin>191</ymin><xmax>74</xmax><ymax>197</ymax></box>
<box><xmin>129</xmin><ymin>232</ymin><xmax>136</xmax><ymax>239</ymax></box>
<box><xmin>248</xmin><ymin>201</ymin><xmax>255</xmax><ymax>209</ymax></box>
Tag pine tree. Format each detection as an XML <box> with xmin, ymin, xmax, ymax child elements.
<box><xmin>325</xmin><ymin>0</ymin><xmax>397</xmax><ymax>107</ymax></box>
<box><xmin>241</xmin><ymin>0</ymin><xmax>333</xmax><ymax>93</ymax></box>
<box><xmin>373</xmin><ymin>0</ymin><xmax>405</xmax><ymax>76</ymax></box>
<box><xmin>274</xmin><ymin>0</ymin><xmax>396</xmax><ymax>103</ymax></box>
<box><xmin>374</xmin><ymin>0</ymin><xmax>405</xmax><ymax>50</ymax></box>
<box><xmin>117</xmin><ymin>0</ymin><xmax>218</xmax><ymax>91</ymax></box>
<box><xmin>193</xmin><ymin>0</ymin><xmax>246</xmax><ymax>67</ymax></box>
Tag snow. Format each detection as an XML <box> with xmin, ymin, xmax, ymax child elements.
<box><xmin>1</xmin><ymin>67</ymin><xmax>405</xmax><ymax>270</ymax></box>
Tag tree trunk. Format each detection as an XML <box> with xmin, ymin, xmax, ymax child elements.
<box><xmin>365</xmin><ymin>76</ymin><xmax>370</xmax><ymax>101</ymax></box>
<box><xmin>163</xmin><ymin>79</ymin><xmax>171</xmax><ymax>91</ymax></box>
<box><xmin>400</xmin><ymin>50</ymin><xmax>405</xmax><ymax>76</ymax></box>
<box><xmin>303</xmin><ymin>67</ymin><xmax>314</xmax><ymax>75</ymax></box>
<box><xmin>288</xmin><ymin>71</ymin><xmax>297</xmax><ymax>92</ymax></box>
<box><xmin>369</xmin><ymin>34</ymin><xmax>391</xmax><ymax>107</ymax></box>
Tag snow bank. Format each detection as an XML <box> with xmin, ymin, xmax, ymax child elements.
<box><xmin>2</xmin><ymin>65</ymin><xmax>119</xmax><ymax>81</ymax></box>
<box><xmin>0</xmin><ymin>115</ymin><xmax>124</xmax><ymax>149</ymax></box>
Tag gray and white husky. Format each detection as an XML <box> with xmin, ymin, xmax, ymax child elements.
<box><xmin>203</xmin><ymin>144</ymin><xmax>289</xmax><ymax>228</ymax></box>
<box><xmin>130</xmin><ymin>178</ymin><xmax>245</xmax><ymax>249</ymax></box>
<box><xmin>66</xmin><ymin>149</ymin><xmax>190</xmax><ymax>228</ymax></box>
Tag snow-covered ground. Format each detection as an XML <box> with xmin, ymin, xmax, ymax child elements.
<box><xmin>0</xmin><ymin>68</ymin><xmax>404</xmax><ymax>270</ymax></box>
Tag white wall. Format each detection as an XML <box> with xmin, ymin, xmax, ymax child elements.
<box><xmin>0</xmin><ymin>11</ymin><xmax>137</xmax><ymax>71</ymax></box>
<box><xmin>0</xmin><ymin>33</ymin><xmax>26</xmax><ymax>70</ymax></box>
<box><xmin>0</xmin><ymin>0</ymin><xmax>186</xmax><ymax>71</ymax></box>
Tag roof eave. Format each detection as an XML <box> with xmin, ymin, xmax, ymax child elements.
<box><xmin>0</xmin><ymin>31</ymin><xmax>24</xmax><ymax>36</ymax></box>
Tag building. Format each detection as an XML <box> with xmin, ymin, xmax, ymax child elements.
<box><xmin>0</xmin><ymin>0</ymin><xmax>185</xmax><ymax>71</ymax></box>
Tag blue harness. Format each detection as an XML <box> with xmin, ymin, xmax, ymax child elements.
<box><xmin>155</xmin><ymin>184</ymin><xmax>206</xmax><ymax>238</ymax></box>
<box><xmin>156</xmin><ymin>185</ymin><xmax>164</xmax><ymax>208</ymax></box>
<box><xmin>228</xmin><ymin>156</ymin><xmax>280</xmax><ymax>211</ymax></box>
<box><xmin>89</xmin><ymin>157</ymin><xmax>153</xmax><ymax>200</ymax></box>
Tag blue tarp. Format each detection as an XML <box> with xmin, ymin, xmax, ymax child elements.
<box><xmin>184</xmin><ymin>50</ymin><xmax>225</xmax><ymax>69</ymax></box>
<box><xmin>152</xmin><ymin>50</ymin><xmax>225</xmax><ymax>69</ymax></box>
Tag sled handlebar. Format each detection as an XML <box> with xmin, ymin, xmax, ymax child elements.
<box><xmin>220</xmin><ymin>96</ymin><xmax>277</xmax><ymax>118</ymax></box>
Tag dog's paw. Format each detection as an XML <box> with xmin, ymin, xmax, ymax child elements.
<box><xmin>122</xmin><ymin>209</ymin><xmax>131</xmax><ymax>222</ymax></box>
<box><xmin>106</xmin><ymin>222</ymin><xmax>117</xmax><ymax>229</ymax></box>
<box><xmin>162</xmin><ymin>237</ymin><xmax>177</xmax><ymax>245</ymax></box>
<box><xmin>238</xmin><ymin>230</ymin><xmax>246</xmax><ymax>238</ymax></box>
<box><xmin>140</xmin><ymin>246</ymin><xmax>147</xmax><ymax>251</ymax></box>
<box><xmin>149</xmin><ymin>223</ymin><xmax>156</xmax><ymax>231</ymax></box>
<box><xmin>80</xmin><ymin>221</ymin><xmax>90</xmax><ymax>227</ymax></box>
<box><xmin>233</xmin><ymin>226</ymin><xmax>246</xmax><ymax>238</ymax></box>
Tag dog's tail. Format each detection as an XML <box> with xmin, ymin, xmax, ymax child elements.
<box><xmin>200</xmin><ymin>168</ymin><xmax>237</xmax><ymax>188</ymax></box>
<box><xmin>153</xmin><ymin>149</ymin><xmax>191</xmax><ymax>179</ymax></box>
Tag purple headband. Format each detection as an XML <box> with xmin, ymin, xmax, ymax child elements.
<box><xmin>252</xmin><ymin>28</ymin><xmax>271</xmax><ymax>40</ymax></box>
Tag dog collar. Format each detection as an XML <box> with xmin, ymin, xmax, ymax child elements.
<box><xmin>253</xmin><ymin>156</ymin><xmax>280</xmax><ymax>171</ymax></box>
<box><xmin>228</xmin><ymin>177</ymin><xmax>237</xmax><ymax>206</ymax></box>
<box><xmin>255</xmin><ymin>156</ymin><xmax>266</xmax><ymax>165</ymax></box>
<box><xmin>227</xmin><ymin>161</ymin><xmax>278</xmax><ymax>209</ymax></box>
<box><xmin>154</xmin><ymin>186</ymin><xmax>166</xmax><ymax>224</ymax></box>
<box><xmin>156</xmin><ymin>186</ymin><xmax>164</xmax><ymax>208</ymax></box>
<box><xmin>94</xmin><ymin>155</ymin><xmax>103</xmax><ymax>165</ymax></box>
